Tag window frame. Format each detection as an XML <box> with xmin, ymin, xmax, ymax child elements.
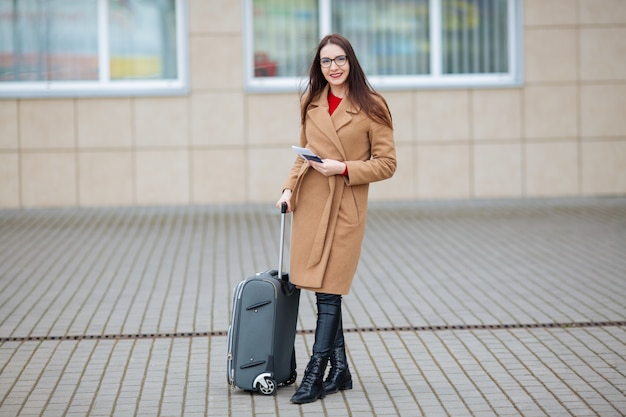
<box><xmin>0</xmin><ymin>0</ymin><xmax>189</xmax><ymax>99</ymax></box>
<box><xmin>244</xmin><ymin>0</ymin><xmax>523</xmax><ymax>92</ymax></box>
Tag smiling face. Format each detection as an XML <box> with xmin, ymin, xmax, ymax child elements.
<box><xmin>320</xmin><ymin>43</ymin><xmax>350</xmax><ymax>96</ymax></box>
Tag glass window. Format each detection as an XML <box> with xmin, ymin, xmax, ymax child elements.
<box><xmin>332</xmin><ymin>0</ymin><xmax>430</xmax><ymax>76</ymax></box>
<box><xmin>441</xmin><ymin>0</ymin><xmax>509</xmax><ymax>74</ymax></box>
<box><xmin>0</xmin><ymin>0</ymin><xmax>188</xmax><ymax>98</ymax></box>
<box><xmin>245</xmin><ymin>0</ymin><xmax>522</xmax><ymax>91</ymax></box>
<box><xmin>0</xmin><ymin>1</ymin><xmax>98</xmax><ymax>82</ymax></box>
<box><xmin>252</xmin><ymin>0</ymin><xmax>319</xmax><ymax>78</ymax></box>
<box><xmin>108</xmin><ymin>0</ymin><xmax>178</xmax><ymax>80</ymax></box>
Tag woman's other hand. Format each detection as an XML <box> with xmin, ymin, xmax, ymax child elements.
<box><xmin>309</xmin><ymin>159</ymin><xmax>347</xmax><ymax>177</ymax></box>
<box><xmin>276</xmin><ymin>189</ymin><xmax>293</xmax><ymax>213</ymax></box>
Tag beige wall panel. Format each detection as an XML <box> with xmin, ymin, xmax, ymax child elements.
<box><xmin>525</xmin><ymin>29</ymin><xmax>578</xmax><ymax>83</ymax></box>
<box><xmin>0</xmin><ymin>153</ymin><xmax>19</xmax><ymax>208</ymax></box>
<box><xmin>581</xmin><ymin>141</ymin><xmax>626</xmax><ymax>195</ymax></box>
<box><xmin>190</xmin><ymin>35</ymin><xmax>243</xmax><ymax>91</ymax></box>
<box><xmin>77</xmin><ymin>99</ymin><xmax>132</xmax><ymax>149</ymax></box>
<box><xmin>247</xmin><ymin>94</ymin><xmax>301</xmax><ymax>146</ymax></box>
<box><xmin>384</xmin><ymin>92</ymin><xmax>414</xmax><ymax>145</ymax></box>
<box><xmin>6</xmin><ymin>2</ymin><xmax>626</xmax><ymax>208</ymax></box>
<box><xmin>579</xmin><ymin>0</ymin><xmax>626</xmax><ymax>24</ymax></box>
<box><xmin>369</xmin><ymin>143</ymin><xmax>414</xmax><ymax>201</ymax></box>
<box><xmin>473</xmin><ymin>143</ymin><xmax>523</xmax><ymax>198</ymax></box>
<box><xmin>191</xmin><ymin>92</ymin><xmax>245</xmax><ymax>146</ymax></box>
<box><xmin>417</xmin><ymin>144</ymin><xmax>470</xmax><ymax>199</ymax></box>
<box><xmin>19</xmin><ymin>100</ymin><xmax>75</xmax><ymax>150</ymax></box>
<box><xmin>189</xmin><ymin>0</ymin><xmax>241</xmax><ymax>34</ymax></box>
<box><xmin>188</xmin><ymin>0</ymin><xmax>211</xmax><ymax>34</ymax></box>
<box><xmin>524</xmin><ymin>0</ymin><xmax>578</xmax><ymax>26</ymax></box>
<box><xmin>0</xmin><ymin>101</ymin><xmax>18</xmax><ymax>150</ymax></box>
<box><xmin>134</xmin><ymin>97</ymin><xmax>189</xmax><ymax>148</ymax></box>
<box><xmin>525</xmin><ymin>85</ymin><xmax>578</xmax><ymax>139</ymax></box>
<box><xmin>135</xmin><ymin>150</ymin><xmax>190</xmax><ymax>205</ymax></box>
<box><xmin>248</xmin><ymin>148</ymin><xmax>295</xmax><ymax>202</ymax></box>
<box><xmin>78</xmin><ymin>151</ymin><xmax>133</xmax><ymax>207</ymax></box>
<box><xmin>581</xmin><ymin>84</ymin><xmax>626</xmax><ymax>137</ymax></box>
<box><xmin>580</xmin><ymin>28</ymin><xmax>626</xmax><ymax>81</ymax></box>
<box><xmin>21</xmin><ymin>152</ymin><xmax>77</xmax><ymax>207</ymax></box>
<box><xmin>472</xmin><ymin>89</ymin><xmax>522</xmax><ymax>141</ymax></box>
<box><xmin>192</xmin><ymin>149</ymin><xmax>246</xmax><ymax>204</ymax></box>
<box><xmin>416</xmin><ymin>90</ymin><xmax>470</xmax><ymax>142</ymax></box>
<box><xmin>525</xmin><ymin>142</ymin><xmax>579</xmax><ymax>197</ymax></box>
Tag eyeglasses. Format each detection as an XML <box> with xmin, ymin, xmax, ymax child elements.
<box><xmin>320</xmin><ymin>55</ymin><xmax>348</xmax><ymax>68</ymax></box>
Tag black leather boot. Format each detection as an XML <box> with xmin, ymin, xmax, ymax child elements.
<box><xmin>290</xmin><ymin>293</ymin><xmax>342</xmax><ymax>404</ymax></box>
<box><xmin>289</xmin><ymin>354</ymin><xmax>327</xmax><ymax>404</ymax></box>
<box><xmin>324</xmin><ymin>317</ymin><xmax>353</xmax><ymax>394</ymax></box>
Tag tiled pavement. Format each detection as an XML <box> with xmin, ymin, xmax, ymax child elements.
<box><xmin>0</xmin><ymin>197</ymin><xmax>625</xmax><ymax>417</ymax></box>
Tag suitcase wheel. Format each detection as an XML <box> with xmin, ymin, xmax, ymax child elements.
<box><xmin>254</xmin><ymin>373</ymin><xmax>277</xmax><ymax>395</ymax></box>
<box><xmin>284</xmin><ymin>371</ymin><xmax>297</xmax><ymax>386</ymax></box>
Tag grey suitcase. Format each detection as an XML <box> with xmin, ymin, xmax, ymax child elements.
<box><xmin>226</xmin><ymin>203</ymin><xmax>300</xmax><ymax>395</ymax></box>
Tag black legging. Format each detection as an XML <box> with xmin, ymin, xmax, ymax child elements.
<box><xmin>312</xmin><ymin>293</ymin><xmax>342</xmax><ymax>358</ymax></box>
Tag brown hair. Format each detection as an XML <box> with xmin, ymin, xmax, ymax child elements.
<box><xmin>300</xmin><ymin>33</ymin><xmax>392</xmax><ymax>129</ymax></box>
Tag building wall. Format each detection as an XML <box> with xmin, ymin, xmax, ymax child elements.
<box><xmin>0</xmin><ymin>0</ymin><xmax>625</xmax><ymax>208</ymax></box>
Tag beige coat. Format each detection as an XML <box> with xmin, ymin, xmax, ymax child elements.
<box><xmin>283</xmin><ymin>86</ymin><xmax>396</xmax><ymax>295</ymax></box>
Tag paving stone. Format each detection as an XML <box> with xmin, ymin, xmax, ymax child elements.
<box><xmin>1</xmin><ymin>198</ymin><xmax>625</xmax><ymax>416</ymax></box>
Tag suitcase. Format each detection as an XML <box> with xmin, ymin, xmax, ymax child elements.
<box><xmin>227</xmin><ymin>203</ymin><xmax>300</xmax><ymax>395</ymax></box>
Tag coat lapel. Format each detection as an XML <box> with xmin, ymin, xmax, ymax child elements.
<box><xmin>306</xmin><ymin>86</ymin><xmax>357</xmax><ymax>160</ymax></box>
<box><xmin>331</xmin><ymin>98</ymin><xmax>356</xmax><ymax>132</ymax></box>
<box><xmin>308</xmin><ymin>103</ymin><xmax>337</xmax><ymax>147</ymax></box>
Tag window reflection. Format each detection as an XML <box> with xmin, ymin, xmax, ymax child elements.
<box><xmin>0</xmin><ymin>0</ymin><xmax>179</xmax><ymax>83</ymax></box>
<box><xmin>109</xmin><ymin>0</ymin><xmax>178</xmax><ymax>80</ymax></box>
<box><xmin>0</xmin><ymin>0</ymin><xmax>98</xmax><ymax>81</ymax></box>
<box><xmin>442</xmin><ymin>0</ymin><xmax>509</xmax><ymax>74</ymax></box>
<box><xmin>249</xmin><ymin>0</ymin><xmax>512</xmax><ymax>81</ymax></box>
<box><xmin>252</xmin><ymin>0</ymin><xmax>318</xmax><ymax>78</ymax></box>
<box><xmin>333</xmin><ymin>0</ymin><xmax>430</xmax><ymax>76</ymax></box>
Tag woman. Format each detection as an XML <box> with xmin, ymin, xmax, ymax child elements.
<box><xmin>276</xmin><ymin>34</ymin><xmax>396</xmax><ymax>404</ymax></box>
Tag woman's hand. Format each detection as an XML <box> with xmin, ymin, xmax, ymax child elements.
<box><xmin>276</xmin><ymin>189</ymin><xmax>293</xmax><ymax>213</ymax></box>
<box><xmin>308</xmin><ymin>159</ymin><xmax>347</xmax><ymax>177</ymax></box>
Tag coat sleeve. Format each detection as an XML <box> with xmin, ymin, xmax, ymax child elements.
<box><xmin>282</xmin><ymin>127</ymin><xmax>307</xmax><ymax>191</ymax></box>
<box><xmin>344</xmin><ymin>118</ymin><xmax>396</xmax><ymax>186</ymax></box>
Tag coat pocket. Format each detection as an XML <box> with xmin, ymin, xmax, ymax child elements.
<box><xmin>339</xmin><ymin>187</ymin><xmax>360</xmax><ymax>226</ymax></box>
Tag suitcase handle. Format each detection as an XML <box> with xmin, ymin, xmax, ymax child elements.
<box><xmin>278</xmin><ymin>202</ymin><xmax>287</xmax><ymax>278</ymax></box>
<box><xmin>278</xmin><ymin>203</ymin><xmax>297</xmax><ymax>296</ymax></box>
